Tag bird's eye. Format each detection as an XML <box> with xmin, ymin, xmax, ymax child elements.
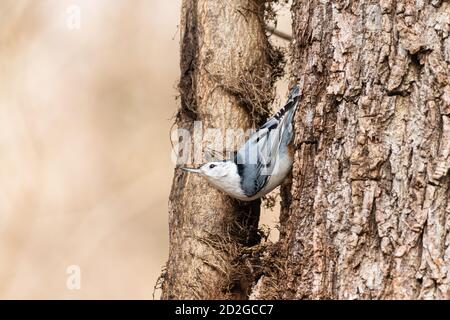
<box><xmin>209</xmin><ymin>164</ymin><xmax>216</xmax><ymax>169</ymax></box>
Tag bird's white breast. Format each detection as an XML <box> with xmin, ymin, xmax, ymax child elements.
<box><xmin>204</xmin><ymin>164</ymin><xmax>247</xmax><ymax>200</ymax></box>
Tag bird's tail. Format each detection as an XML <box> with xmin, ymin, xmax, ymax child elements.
<box><xmin>273</xmin><ymin>85</ymin><xmax>300</xmax><ymax>121</ymax></box>
<box><xmin>288</xmin><ymin>84</ymin><xmax>300</xmax><ymax>101</ymax></box>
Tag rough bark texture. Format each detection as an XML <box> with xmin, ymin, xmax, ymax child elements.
<box><xmin>161</xmin><ymin>0</ymin><xmax>280</xmax><ymax>299</ymax></box>
<box><xmin>251</xmin><ymin>0</ymin><xmax>450</xmax><ymax>299</ymax></box>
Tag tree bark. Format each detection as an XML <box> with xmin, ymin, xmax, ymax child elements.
<box><xmin>251</xmin><ymin>0</ymin><xmax>450</xmax><ymax>299</ymax></box>
<box><xmin>162</xmin><ymin>0</ymin><xmax>281</xmax><ymax>299</ymax></box>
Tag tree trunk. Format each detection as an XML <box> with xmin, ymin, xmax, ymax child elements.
<box><xmin>161</xmin><ymin>0</ymin><xmax>281</xmax><ymax>299</ymax></box>
<box><xmin>251</xmin><ymin>0</ymin><xmax>450</xmax><ymax>299</ymax></box>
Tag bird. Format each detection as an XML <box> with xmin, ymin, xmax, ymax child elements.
<box><xmin>182</xmin><ymin>85</ymin><xmax>300</xmax><ymax>201</ymax></box>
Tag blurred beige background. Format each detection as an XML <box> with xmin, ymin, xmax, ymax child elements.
<box><xmin>0</xmin><ymin>1</ymin><xmax>291</xmax><ymax>299</ymax></box>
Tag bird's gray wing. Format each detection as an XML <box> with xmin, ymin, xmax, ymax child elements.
<box><xmin>235</xmin><ymin>86</ymin><xmax>300</xmax><ymax>197</ymax></box>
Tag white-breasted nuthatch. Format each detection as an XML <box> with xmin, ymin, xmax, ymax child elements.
<box><xmin>183</xmin><ymin>85</ymin><xmax>300</xmax><ymax>201</ymax></box>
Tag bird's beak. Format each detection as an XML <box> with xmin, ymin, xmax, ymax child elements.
<box><xmin>181</xmin><ymin>167</ymin><xmax>201</xmax><ymax>174</ymax></box>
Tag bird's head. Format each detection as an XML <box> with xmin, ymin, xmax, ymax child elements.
<box><xmin>182</xmin><ymin>160</ymin><xmax>242</xmax><ymax>197</ymax></box>
<box><xmin>182</xmin><ymin>161</ymin><xmax>236</xmax><ymax>184</ymax></box>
